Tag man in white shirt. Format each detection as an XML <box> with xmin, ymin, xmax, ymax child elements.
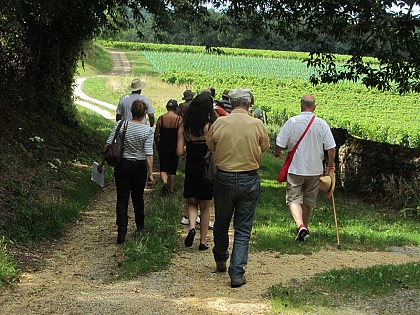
<box><xmin>116</xmin><ymin>78</ymin><xmax>155</xmax><ymax>127</ymax></box>
<box><xmin>274</xmin><ymin>95</ymin><xmax>336</xmax><ymax>241</ymax></box>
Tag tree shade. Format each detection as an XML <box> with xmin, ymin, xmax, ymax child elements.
<box><xmin>0</xmin><ymin>0</ymin><xmax>419</xmax><ymax>123</ymax></box>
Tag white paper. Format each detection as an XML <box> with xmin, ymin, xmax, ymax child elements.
<box><xmin>91</xmin><ymin>161</ymin><xmax>105</xmax><ymax>188</ymax></box>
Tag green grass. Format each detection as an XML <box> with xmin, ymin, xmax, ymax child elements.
<box><xmin>0</xmin><ymin>237</ymin><xmax>19</xmax><ymax>285</ymax></box>
<box><xmin>118</xmin><ymin>176</ymin><xmax>185</xmax><ymax>277</ymax></box>
<box><xmin>125</xmin><ymin>50</ymin><xmax>160</xmax><ymax>76</ymax></box>
<box><xmin>5</xmin><ymin>106</ymin><xmax>113</xmax><ymax>243</ymax></box>
<box><xmin>268</xmin><ymin>262</ymin><xmax>420</xmax><ymax>313</ymax></box>
<box><xmin>76</xmin><ymin>44</ymin><xmax>113</xmax><ymax>76</ymax></box>
<box><xmin>253</xmin><ymin>153</ymin><xmax>420</xmax><ymax>255</ymax></box>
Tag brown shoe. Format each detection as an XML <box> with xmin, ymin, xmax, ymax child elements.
<box><xmin>216</xmin><ymin>261</ymin><xmax>227</xmax><ymax>272</ymax></box>
<box><xmin>231</xmin><ymin>276</ymin><xmax>247</xmax><ymax>288</ymax></box>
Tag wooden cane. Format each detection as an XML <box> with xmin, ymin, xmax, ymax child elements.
<box><xmin>331</xmin><ymin>194</ymin><xmax>341</xmax><ymax>249</ymax></box>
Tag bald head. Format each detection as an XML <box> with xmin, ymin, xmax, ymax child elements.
<box><xmin>300</xmin><ymin>94</ymin><xmax>316</xmax><ymax>112</ymax></box>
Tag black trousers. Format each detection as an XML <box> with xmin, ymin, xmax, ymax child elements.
<box><xmin>114</xmin><ymin>159</ymin><xmax>147</xmax><ymax>234</ymax></box>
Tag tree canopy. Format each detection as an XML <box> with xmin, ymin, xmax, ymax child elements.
<box><xmin>1</xmin><ymin>0</ymin><xmax>419</xmax><ymax>123</ymax></box>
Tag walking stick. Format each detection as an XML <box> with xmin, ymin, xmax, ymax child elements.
<box><xmin>331</xmin><ymin>194</ymin><xmax>340</xmax><ymax>249</ymax></box>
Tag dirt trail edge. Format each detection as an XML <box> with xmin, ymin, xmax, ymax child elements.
<box><xmin>1</xmin><ymin>51</ymin><xmax>419</xmax><ymax>315</ymax></box>
<box><xmin>1</xmin><ymin>182</ymin><xmax>419</xmax><ymax>315</ymax></box>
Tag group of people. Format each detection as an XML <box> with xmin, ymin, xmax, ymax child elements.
<box><xmin>98</xmin><ymin>78</ymin><xmax>336</xmax><ymax>288</ymax></box>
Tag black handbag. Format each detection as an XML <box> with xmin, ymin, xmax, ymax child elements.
<box><xmin>103</xmin><ymin>121</ymin><xmax>128</xmax><ymax>167</ymax></box>
<box><xmin>202</xmin><ymin>150</ymin><xmax>216</xmax><ymax>184</ymax></box>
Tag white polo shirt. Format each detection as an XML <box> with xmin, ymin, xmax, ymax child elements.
<box><xmin>276</xmin><ymin>112</ymin><xmax>336</xmax><ymax>176</ymax></box>
<box><xmin>116</xmin><ymin>93</ymin><xmax>155</xmax><ymax>124</ymax></box>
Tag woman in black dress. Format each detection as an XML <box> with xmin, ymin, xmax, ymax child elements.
<box><xmin>176</xmin><ymin>93</ymin><xmax>214</xmax><ymax>250</ymax></box>
<box><xmin>154</xmin><ymin>99</ymin><xmax>182</xmax><ymax>196</ymax></box>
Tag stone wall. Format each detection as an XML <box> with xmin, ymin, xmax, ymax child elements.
<box><xmin>332</xmin><ymin>128</ymin><xmax>420</xmax><ymax>207</ymax></box>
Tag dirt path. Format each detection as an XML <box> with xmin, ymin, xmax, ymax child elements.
<box><xmin>1</xmin><ymin>51</ymin><xmax>419</xmax><ymax>315</ymax></box>
<box><xmin>1</xmin><ymin>182</ymin><xmax>419</xmax><ymax>314</ymax></box>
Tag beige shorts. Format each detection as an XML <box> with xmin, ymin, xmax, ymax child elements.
<box><xmin>286</xmin><ymin>173</ymin><xmax>321</xmax><ymax>208</ymax></box>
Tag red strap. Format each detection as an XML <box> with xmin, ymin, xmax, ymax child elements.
<box><xmin>290</xmin><ymin>115</ymin><xmax>315</xmax><ymax>154</ymax></box>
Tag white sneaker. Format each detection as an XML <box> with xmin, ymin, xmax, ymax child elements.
<box><xmin>195</xmin><ymin>216</ymin><xmax>201</xmax><ymax>224</ymax></box>
<box><xmin>208</xmin><ymin>221</ymin><xmax>214</xmax><ymax>230</ymax></box>
<box><xmin>181</xmin><ymin>216</ymin><xmax>189</xmax><ymax>225</ymax></box>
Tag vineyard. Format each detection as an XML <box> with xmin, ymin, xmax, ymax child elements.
<box><xmin>101</xmin><ymin>41</ymin><xmax>419</xmax><ymax>147</ymax></box>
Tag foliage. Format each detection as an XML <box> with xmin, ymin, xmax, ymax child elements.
<box><xmin>99</xmin><ymin>40</ymin><xmax>372</xmax><ymax>63</ymax></box>
<box><xmin>79</xmin><ymin>43</ymin><xmax>114</xmax><ymax>75</ymax></box>
<box><xmin>220</xmin><ymin>1</ymin><xmax>420</xmax><ymax>93</ymax></box>
<box><xmin>0</xmin><ymin>237</ymin><xmax>19</xmax><ymax>286</ymax></box>
<box><xmin>268</xmin><ymin>263</ymin><xmax>420</xmax><ymax>313</ymax></box>
<box><xmin>1</xmin><ymin>104</ymin><xmax>112</xmax><ymax>243</ymax></box>
<box><xmin>1</xmin><ymin>1</ymin><xmax>419</xmax><ymax>128</ymax></box>
<box><xmin>127</xmin><ymin>49</ymin><xmax>418</xmax><ymax>147</ymax></box>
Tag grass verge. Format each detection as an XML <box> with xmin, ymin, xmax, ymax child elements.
<box><xmin>119</xmin><ymin>189</ymin><xmax>184</xmax><ymax>277</ymax></box>
<box><xmin>268</xmin><ymin>262</ymin><xmax>420</xmax><ymax>314</ymax></box>
<box><xmin>76</xmin><ymin>43</ymin><xmax>113</xmax><ymax>76</ymax></box>
<box><xmin>253</xmin><ymin>153</ymin><xmax>420</xmax><ymax>255</ymax></box>
<box><xmin>0</xmin><ymin>237</ymin><xmax>19</xmax><ymax>285</ymax></box>
<box><xmin>0</xmin><ymin>104</ymin><xmax>113</xmax><ymax>285</ymax></box>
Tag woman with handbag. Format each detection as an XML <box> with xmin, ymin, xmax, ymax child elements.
<box><xmin>176</xmin><ymin>93</ymin><xmax>214</xmax><ymax>251</ymax></box>
<box><xmin>98</xmin><ymin>100</ymin><xmax>154</xmax><ymax>244</ymax></box>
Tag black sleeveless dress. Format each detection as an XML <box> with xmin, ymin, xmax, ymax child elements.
<box><xmin>157</xmin><ymin>115</ymin><xmax>181</xmax><ymax>175</ymax></box>
<box><xmin>183</xmin><ymin>133</ymin><xmax>213</xmax><ymax>200</ymax></box>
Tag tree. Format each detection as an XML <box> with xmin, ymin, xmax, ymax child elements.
<box><xmin>92</xmin><ymin>0</ymin><xmax>420</xmax><ymax>94</ymax></box>
<box><xmin>210</xmin><ymin>1</ymin><xmax>420</xmax><ymax>93</ymax></box>
<box><xmin>1</xmin><ymin>1</ymin><xmax>419</xmax><ymax>125</ymax></box>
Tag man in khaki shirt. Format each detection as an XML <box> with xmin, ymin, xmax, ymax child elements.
<box><xmin>206</xmin><ymin>88</ymin><xmax>270</xmax><ymax>288</ymax></box>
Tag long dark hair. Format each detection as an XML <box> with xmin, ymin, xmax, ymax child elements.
<box><xmin>183</xmin><ymin>93</ymin><xmax>213</xmax><ymax>137</ymax></box>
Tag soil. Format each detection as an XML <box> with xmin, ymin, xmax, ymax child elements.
<box><xmin>1</xmin><ymin>51</ymin><xmax>419</xmax><ymax>315</ymax></box>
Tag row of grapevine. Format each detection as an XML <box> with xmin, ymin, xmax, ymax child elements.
<box><xmin>143</xmin><ymin>51</ymin><xmax>315</xmax><ymax>80</ymax></box>
<box><xmin>99</xmin><ymin>40</ymin><xmax>377</xmax><ymax>64</ymax></box>
<box><xmin>112</xmin><ymin>45</ymin><xmax>418</xmax><ymax>147</ymax></box>
<box><xmin>156</xmin><ymin>68</ymin><xmax>419</xmax><ymax>147</ymax></box>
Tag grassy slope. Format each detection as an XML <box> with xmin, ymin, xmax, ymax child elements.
<box><xmin>0</xmin><ymin>45</ymin><xmax>114</xmax><ymax>285</ymax></box>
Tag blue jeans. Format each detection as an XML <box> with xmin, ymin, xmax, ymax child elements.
<box><xmin>114</xmin><ymin>159</ymin><xmax>147</xmax><ymax>234</ymax></box>
<box><xmin>212</xmin><ymin>171</ymin><xmax>260</xmax><ymax>279</ymax></box>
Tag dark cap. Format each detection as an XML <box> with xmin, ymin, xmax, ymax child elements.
<box><xmin>166</xmin><ymin>99</ymin><xmax>178</xmax><ymax>108</ymax></box>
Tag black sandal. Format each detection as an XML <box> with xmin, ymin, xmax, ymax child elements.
<box><xmin>198</xmin><ymin>243</ymin><xmax>209</xmax><ymax>251</ymax></box>
<box><xmin>184</xmin><ymin>228</ymin><xmax>196</xmax><ymax>247</ymax></box>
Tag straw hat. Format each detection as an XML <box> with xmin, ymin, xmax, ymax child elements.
<box><xmin>128</xmin><ymin>78</ymin><xmax>146</xmax><ymax>91</ymax></box>
<box><xmin>319</xmin><ymin>169</ymin><xmax>336</xmax><ymax>199</ymax></box>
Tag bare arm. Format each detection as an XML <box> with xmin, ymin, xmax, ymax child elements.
<box><xmin>97</xmin><ymin>144</ymin><xmax>109</xmax><ymax>172</ymax></box>
<box><xmin>176</xmin><ymin>125</ymin><xmax>186</xmax><ymax>157</ymax></box>
<box><xmin>148</xmin><ymin>113</ymin><xmax>155</xmax><ymax>127</ymax></box>
<box><xmin>326</xmin><ymin>147</ymin><xmax>336</xmax><ymax>174</ymax></box>
<box><xmin>154</xmin><ymin>117</ymin><xmax>160</xmax><ymax>144</ymax></box>
<box><xmin>146</xmin><ymin>155</ymin><xmax>154</xmax><ymax>185</ymax></box>
<box><xmin>273</xmin><ymin>145</ymin><xmax>285</xmax><ymax>158</ymax></box>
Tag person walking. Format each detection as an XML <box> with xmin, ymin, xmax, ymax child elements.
<box><xmin>116</xmin><ymin>78</ymin><xmax>155</xmax><ymax>127</ymax></box>
<box><xmin>98</xmin><ymin>100</ymin><xmax>154</xmax><ymax>244</ymax></box>
<box><xmin>217</xmin><ymin>89</ymin><xmax>232</xmax><ymax>113</ymax></box>
<box><xmin>206</xmin><ymin>88</ymin><xmax>270</xmax><ymax>288</ymax></box>
<box><xmin>274</xmin><ymin>94</ymin><xmax>336</xmax><ymax>241</ymax></box>
<box><xmin>177</xmin><ymin>93</ymin><xmax>214</xmax><ymax>251</ymax></box>
<box><xmin>178</xmin><ymin>89</ymin><xmax>195</xmax><ymax>118</ymax></box>
<box><xmin>154</xmin><ymin>99</ymin><xmax>182</xmax><ymax>196</ymax></box>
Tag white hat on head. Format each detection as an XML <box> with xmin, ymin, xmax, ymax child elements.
<box><xmin>128</xmin><ymin>78</ymin><xmax>146</xmax><ymax>91</ymax></box>
<box><xmin>228</xmin><ymin>88</ymin><xmax>252</xmax><ymax>100</ymax></box>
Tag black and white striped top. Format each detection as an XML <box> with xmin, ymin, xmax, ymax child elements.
<box><xmin>106</xmin><ymin>121</ymin><xmax>154</xmax><ymax>159</ymax></box>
